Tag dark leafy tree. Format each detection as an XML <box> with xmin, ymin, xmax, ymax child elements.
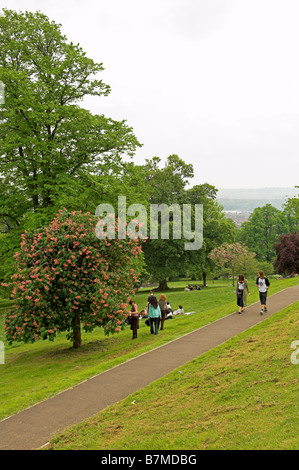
<box><xmin>273</xmin><ymin>232</ymin><xmax>299</xmax><ymax>275</ymax></box>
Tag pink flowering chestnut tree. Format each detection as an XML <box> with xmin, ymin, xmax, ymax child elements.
<box><xmin>3</xmin><ymin>209</ymin><xmax>143</xmax><ymax>348</ymax></box>
<box><xmin>208</xmin><ymin>242</ymin><xmax>256</xmax><ymax>286</ymax></box>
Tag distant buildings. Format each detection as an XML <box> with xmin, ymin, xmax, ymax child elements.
<box><xmin>223</xmin><ymin>210</ymin><xmax>251</xmax><ymax>228</ymax></box>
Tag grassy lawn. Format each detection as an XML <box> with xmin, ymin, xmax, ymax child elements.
<box><xmin>0</xmin><ymin>276</ymin><xmax>298</xmax><ymax>421</ymax></box>
<box><xmin>47</xmin><ymin>301</ymin><xmax>299</xmax><ymax>450</ymax></box>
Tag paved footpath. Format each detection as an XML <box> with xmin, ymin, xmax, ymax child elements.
<box><xmin>0</xmin><ymin>285</ymin><xmax>298</xmax><ymax>450</ymax></box>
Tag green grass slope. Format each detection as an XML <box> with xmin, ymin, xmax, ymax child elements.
<box><xmin>48</xmin><ymin>301</ymin><xmax>299</xmax><ymax>450</ymax></box>
<box><xmin>0</xmin><ymin>277</ymin><xmax>298</xmax><ymax>422</ymax></box>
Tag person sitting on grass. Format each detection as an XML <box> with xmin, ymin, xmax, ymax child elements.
<box><xmin>139</xmin><ymin>308</ymin><xmax>148</xmax><ymax>319</ymax></box>
<box><xmin>173</xmin><ymin>305</ymin><xmax>184</xmax><ymax>315</ymax></box>
<box><xmin>165</xmin><ymin>302</ymin><xmax>173</xmax><ymax>320</ymax></box>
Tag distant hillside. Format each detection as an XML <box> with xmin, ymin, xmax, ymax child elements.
<box><xmin>218</xmin><ymin>198</ymin><xmax>286</xmax><ymax>211</ymax></box>
<box><xmin>217</xmin><ymin>187</ymin><xmax>298</xmax><ymax>212</ymax></box>
<box><xmin>217</xmin><ymin>187</ymin><xmax>298</xmax><ymax>200</ymax></box>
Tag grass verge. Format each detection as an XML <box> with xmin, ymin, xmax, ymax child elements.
<box><xmin>47</xmin><ymin>301</ymin><xmax>299</xmax><ymax>450</ymax></box>
<box><xmin>0</xmin><ymin>277</ymin><xmax>298</xmax><ymax>421</ymax></box>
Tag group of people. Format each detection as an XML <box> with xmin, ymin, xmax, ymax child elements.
<box><xmin>129</xmin><ymin>270</ymin><xmax>271</xmax><ymax>340</ymax></box>
<box><xmin>184</xmin><ymin>285</ymin><xmax>201</xmax><ymax>292</ymax></box>
<box><xmin>127</xmin><ymin>291</ymin><xmax>184</xmax><ymax>339</ymax></box>
<box><xmin>234</xmin><ymin>270</ymin><xmax>270</xmax><ymax>315</ymax></box>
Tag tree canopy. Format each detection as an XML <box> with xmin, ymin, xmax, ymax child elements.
<box><xmin>0</xmin><ymin>8</ymin><xmax>141</xmax><ymax>283</ymax></box>
<box><xmin>237</xmin><ymin>204</ymin><xmax>295</xmax><ymax>262</ymax></box>
<box><xmin>0</xmin><ymin>9</ymin><xmax>297</xmax><ymax>346</ymax></box>
<box><xmin>273</xmin><ymin>232</ymin><xmax>299</xmax><ymax>275</ymax></box>
<box><xmin>3</xmin><ymin>209</ymin><xmax>143</xmax><ymax>348</ymax></box>
<box><xmin>0</xmin><ymin>8</ymin><xmax>140</xmax><ymax>218</ymax></box>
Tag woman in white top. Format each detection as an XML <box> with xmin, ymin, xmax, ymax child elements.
<box><xmin>235</xmin><ymin>274</ymin><xmax>246</xmax><ymax>314</ymax></box>
<box><xmin>256</xmin><ymin>271</ymin><xmax>270</xmax><ymax>315</ymax></box>
<box><xmin>173</xmin><ymin>305</ymin><xmax>184</xmax><ymax>315</ymax></box>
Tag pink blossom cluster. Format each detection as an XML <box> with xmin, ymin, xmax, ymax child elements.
<box><xmin>3</xmin><ymin>209</ymin><xmax>143</xmax><ymax>345</ymax></box>
<box><xmin>209</xmin><ymin>242</ymin><xmax>256</xmax><ymax>270</ymax></box>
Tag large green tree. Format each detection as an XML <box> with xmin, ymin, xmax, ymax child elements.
<box><xmin>0</xmin><ymin>9</ymin><xmax>140</xmax><ymax>213</ymax></box>
<box><xmin>185</xmin><ymin>184</ymin><xmax>237</xmax><ymax>286</ymax></box>
<box><xmin>0</xmin><ymin>9</ymin><xmax>141</xmax><ymax>280</ymax></box>
<box><xmin>142</xmin><ymin>155</ymin><xmax>194</xmax><ymax>206</ymax></box>
<box><xmin>283</xmin><ymin>186</ymin><xmax>299</xmax><ymax>231</ymax></box>
<box><xmin>140</xmin><ymin>155</ymin><xmax>194</xmax><ymax>290</ymax></box>
<box><xmin>140</xmin><ymin>159</ymin><xmax>236</xmax><ymax>289</ymax></box>
<box><xmin>3</xmin><ymin>209</ymin><xmax>143</xmax><ymax>348</ymax></box>
<box><xmin>237</xmin><ymin>204</ymin><xmax>293</xmax><ymax>262</ymax></box>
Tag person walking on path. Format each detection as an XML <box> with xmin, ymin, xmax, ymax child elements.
<box><xmin>148</xmin><ymin>296</ymin><xmax>161</xmax><ymax>335</ymax></box>
<box><xmin>147</xmin><ymin>290</ymin><xmax>155</xmax><ymax>312</ymax></box>
<box><xmin>158</xmin><ymin>294</ymin><xmax>167</xmax><ymax>330</ymax></box>
<box><xmin>234</xmin><ymin>274</ymin><xmax>249</xmax><ymax>314</ymax></box>
<box><xmin>147</xmin><ymin>291</ymin><xmax>154</xmax><ymax>303</ymax></box>
<box><xmin>256</xmin><ymin>270</ymin><xmax>270</xmax><ymax>315</ymax></box>
<box><xmin>242</xmin><ymin>277</ymin><xmax>250</xmax><ymax>307</ymax></box>
<box><xmin>129</xmin><ymin>300</ymin><xmax>139</xmax><ymax>339</ymax></box>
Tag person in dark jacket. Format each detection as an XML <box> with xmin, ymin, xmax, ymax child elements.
<box><xmin>256</xmin><ymin>271</ymin><xmax>270</xmax><ymax>315</ymax></box>
<box><xmin>235</xmin><ymin>274</ymin><xmax>245</xmax><ymax>314</ymax></box>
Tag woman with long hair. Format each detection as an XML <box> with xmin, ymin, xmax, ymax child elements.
<box><xmin>158</xmin><ymin>293</ymin><xmax>167</xmax><ymax>330</ymax></box>
<box><xmin>242</xmin><ymin>276</ymin><xmax>250</xmax><ymax>307</ymax></box>
<box><xmin>148</xmin><ymin>295</ymin><xmax>161</xmax><ymax>335</ymax></box>
<box><xmin>129</xmin><ymin>299</ymin><xmax>139</xmax><ymax>339</ymax></box>
<box><xmin>235</xmin><ymin>274</ymin><xmax>245</xmax><ymax>314</ymax></box>
<box><xmin>256</xmin><ymin>271</ymin><xmax>270</xmax><ymax>314</ymax></box>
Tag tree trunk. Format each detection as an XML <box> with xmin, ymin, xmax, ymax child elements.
<box><xmin>72</xmin><ymin>312</ymin><xmax>82</xmax><ymax>348</ymax></box>
<box><xmin>156</xmin><ymin>279</ymin><xmax>169</xmax><ymax>291</ymax></box>
<box><xmin>42</xmin><ymin>188</ymin><xmax>54</xmax><ymax>207</ymax></box>
<box><xmin>202</xmin><ymin>272</ymin><xmax>207</xmax><ymax>287</ymax></box>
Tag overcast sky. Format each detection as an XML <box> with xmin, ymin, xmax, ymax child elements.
<box><xmin>3</xmin><ymin>0</ymin><xmax>299</xmax><ymax>190</ymax></box>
